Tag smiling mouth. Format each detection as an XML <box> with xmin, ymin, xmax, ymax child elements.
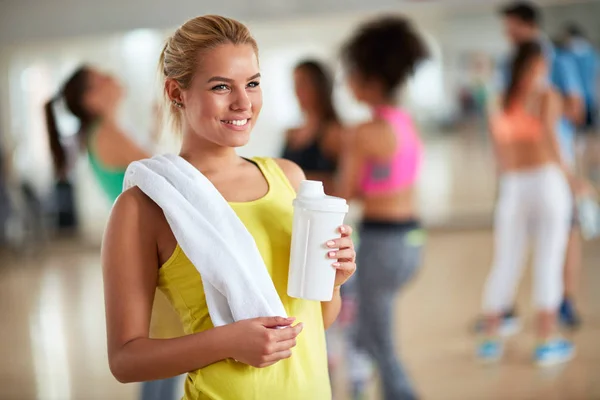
<box><xmin>221</xmin><ymin>119</ymin><xmax>249</xmax><ymax>127</ymax></box>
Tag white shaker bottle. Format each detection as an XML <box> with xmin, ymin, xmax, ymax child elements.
<box><xmin>287</xmin><ymin>180</ymin><xmax>349</xmax><ymax>301</ymax></box>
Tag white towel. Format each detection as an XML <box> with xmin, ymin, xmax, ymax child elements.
<box><xmin>123</xmin><ymin>154</ymin><xmax>288</xmax><ymax>326</ymax></box>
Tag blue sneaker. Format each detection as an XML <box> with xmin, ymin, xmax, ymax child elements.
<box><xmin>559</xmin><ymin>298</ymin><xmax>582</xmax><ymax>330</ymax></box>
<box><xmin>477</xmin><ymin>339</ymin><xmax>503</xmax><ymax>363</ymax></box>
<box><xmin>534</xmin><ymin>338</ymin><xmax>575</xmax><ymax>367</ymax></box>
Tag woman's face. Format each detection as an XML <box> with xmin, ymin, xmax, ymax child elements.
<box><xmin>294</xmin><ymin>67</ymin><xmax>318</xmax><ymax>112</ymax></box>
<box><xmin>83</xmin><ymin>69</ymin><xmax>124</xmax><ymax>117</ymax></box>
<box><xmin>172</xmin><ymin>43</ymin><xmax>262</xmax><ymax>148</ymax></box>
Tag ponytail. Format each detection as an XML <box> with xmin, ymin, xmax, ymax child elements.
<box><xmin>44</xmin><ymin>66</ymin><xmax>92</xmax><ymax>179</ymax></box>
<box><xmin>45</xmin><ymin>97</ymin><xmax>67</xmax><ymax>178</ymax></box>
<box><xmin>504</xmin><ymin>41</ymin><xmax>543</xmax><ymax>110</ymax></box>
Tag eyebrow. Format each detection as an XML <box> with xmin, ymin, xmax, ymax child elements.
<box><xmin>207</xmin><ymin>73</ymin><xmax>261</xmax><ymax>83</ymax></box>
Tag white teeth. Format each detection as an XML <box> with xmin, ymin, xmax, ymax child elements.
<box><xmin>224</xmin><ymin>119</ymin><xmax>248</xmax><ymax>126</ymax></box>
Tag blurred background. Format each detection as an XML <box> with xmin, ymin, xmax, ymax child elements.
<box><xmin>0</xmin><ymin>0</ymin><xmax>598</xmax><ymax>399</ymax></box>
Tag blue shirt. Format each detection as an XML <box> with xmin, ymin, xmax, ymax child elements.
<box><xmin>566</xmin><ymin>38</ymin><xmax>599</xmax><ymax>109</ymax></box>
<box><xmin>500</xmin><ymin>37</ymin><xmax>583</xmax><ymax>166</ymax></box>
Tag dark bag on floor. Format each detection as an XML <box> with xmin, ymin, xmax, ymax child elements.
<box><xmin>54</xmin><ymin>180</ymin><xmax>78</xmax><ymax>230</ymax></box>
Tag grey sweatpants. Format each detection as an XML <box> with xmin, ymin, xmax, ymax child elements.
<box><xmin>354</xmin><ymin>221</ymin><xmax>423</xmax><ymax>400</ymax></box>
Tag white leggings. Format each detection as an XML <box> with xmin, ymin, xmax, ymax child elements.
<box><xmin>483</xmin><ymin>164</ymin><xmax>572</xmax><ymax>313</ymax></box>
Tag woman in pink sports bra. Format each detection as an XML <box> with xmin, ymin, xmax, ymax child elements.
<box><xmin>337</xmin><ymin>16</ymin><xmax>428</xmax><ymax>400</ymax></box>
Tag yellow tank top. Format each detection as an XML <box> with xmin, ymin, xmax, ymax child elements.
<box><xmin>157</xmin><ymin>157</ymin><xmax>331</xmax><ymax>400</ymax></box>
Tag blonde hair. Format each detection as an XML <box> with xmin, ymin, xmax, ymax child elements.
<box><xmin>159</xmin><ymin>15</ymin><xmax>259</xmax><ymax>132</ymax></box>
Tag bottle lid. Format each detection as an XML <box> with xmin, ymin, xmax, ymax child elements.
<box><xmin>293</xmin><ymin>180</ymin><xmax>349</xmax><ymax>213</ymax></box>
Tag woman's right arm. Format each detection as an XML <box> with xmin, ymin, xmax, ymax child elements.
<box><xmin>541</xmin><ymin>90</ymin><xmax>575</xmax><ymax>181</ymax></box>
<box><xmin>102</xmin><ymin>189</ymin><xmax>302</xmax><ymax>383</ymax></box>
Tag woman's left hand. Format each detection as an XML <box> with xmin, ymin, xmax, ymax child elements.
<box><xmin>326</xmin><ymin>225</ymin><xmax>357</xmax><ymax>288</ymax></box>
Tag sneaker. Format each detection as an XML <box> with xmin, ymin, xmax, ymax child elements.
<box><xmin>559</xmin><ymin>298</ymin><xmax>582</xmax><ymax>330</ymax></box>
<box><xmin>477</xmin><ymin>339</ymin><xmax>503</xmax><ymax>364</ymax></box>
<box><xmin>497</xmin><ymin>315</ymin><xmax>522</xmax><ymax>336</ymax></box>
<box><xmin>473</xmin><ymin>310</ymin><xmax>522</xmax><ymax>337</ymax></box>
<box><xmin>534</xmin><ymin>338</ymin><xmax>575</xmax><ymax>367</ymax></box>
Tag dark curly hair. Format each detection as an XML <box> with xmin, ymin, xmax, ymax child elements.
<box><xmin>341</xmin><ymin>16</ymin><xmax>429</xmax><ymax>98</ymax></box>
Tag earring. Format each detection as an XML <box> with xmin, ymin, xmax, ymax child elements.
<box><xmin>171</xmin><ymin>99</ymin><xmax>183</xmax><ymax>109</ymax></box>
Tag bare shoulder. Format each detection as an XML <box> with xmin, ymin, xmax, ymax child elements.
<box><xmin>273</xmin><ymin>158</ymin><xmax>306</xmax><ymax>192</ymax></box>
<box><xmin>354</xmin><ymin>121</ymin><xmax>376</xmax><ymax>138</ymax></box>
<box><xmin>104</xmin><ymin>187</ymin><xmax>163</xmax><ymax>245</ymax></box>
<box><xmin>357</xmin><ymin>119</ymin><xmax>391</xmax><ymax>140</ymax></box>
<box><xmin>352</xmin><ymin>120</ymin><xmax>392</xmax><ymax>156</ymax></box>
<box><xmin>112</xmin><ymin>186</ymin><xmax>157</xmax><ymax>217</ymax></box>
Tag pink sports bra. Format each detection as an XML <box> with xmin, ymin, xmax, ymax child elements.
<box><xmin>360</xmin><ymin>106</ymin><xmax>423</xmax><ymax>195</ymax></box>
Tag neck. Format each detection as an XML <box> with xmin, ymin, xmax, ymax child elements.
<box><xmin>368</xmin><ymin>95</ymin><xmax>396</xmax><ymax>109</ymax></box>
<box><xmin>526</xmin><ymin>29</ymin><xmax>541</xmax><ymax>42</ymax></box>
<box><xmin>371</xmin><ymin>101</ymin><xmax>396</xmax><ymax>111</ymax></box>
<box><xmin>179</xmin><ymin>129</ymin><xmax>242</xmax><ymax>173</ymax></box>
<box><xmin>98</xmin><ymin>111</ymin><xmax>118</xmax><ymax>126</ymax></box>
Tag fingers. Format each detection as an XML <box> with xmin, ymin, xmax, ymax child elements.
<box><xmin>273</xmin><ymin>322</ymin><xmax>303</xmax><ymax>341</ymax></box>
<box><xmin>331</xmin><ymin>260</ymin><xmax>356</xmax><ymax>272</ymax></box>
<box><xmin>260</xmin><ymin>316</ymin><xmax>295</xmax><ymax>328</ymax></box>
<box><xmin>258</xmin><ymin>360</ymin><xmax>278</xmax><ymax>368</ymax></box>
<box><xmin>272</xmin><ymin>338</ymin><xmax>298</xmax><ymax>353</ymax></box>
<box><xmin>256</xmin><ymin>326</ymin><xmax>301</xmax><ymax>368</ymax></box>
<box><xmin>261</xmin><ymin>349</ymin><xmax>293</xmax><ymax>366</ymax></box>
<box><xmin>339</xmin><ymin>224</ymin><xmax>353</xmax><ymax>236</ymax></box>
<box><xmin>327</xmin><ymin>248</ymin><xmax>356</xmax><ymax>261</ymax></box>
<box><xmin>325</xmin><ymin>236</ymin><xmax>354</xmax><ymax>250</ymax></box>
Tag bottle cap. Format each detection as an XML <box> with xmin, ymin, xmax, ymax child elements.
<box><xmin>293</xmin><ymin>180</ymin><xmax>348</xmax><ymax>213</ymax></box>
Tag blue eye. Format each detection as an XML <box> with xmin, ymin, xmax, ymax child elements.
<box><xmin>212</xmin><ymin>84</ymin><xmax>229</xmax><ymax>91</ymax></box>
<box><xmin>247</xmin><ymin>81</ymin><xmax>260</xmax><ymax>88</ymax></box>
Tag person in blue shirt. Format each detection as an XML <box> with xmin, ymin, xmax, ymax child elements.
<box><xmin>562</xmin><ymin>23</ymin><xmax>600</xmax><ymax>190</ymax></box>
<box><xmin>476</xmin><ymin>2</ymin><xmax>586</xmax><ymax>336</ymax></box>
<box><xmin>563</xmin><ymin>23</ymin><xmax>599</xmax><ymax>132</ymax></box>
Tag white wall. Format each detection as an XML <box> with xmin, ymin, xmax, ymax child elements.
<box><xmin>0</xmin><ymin>0</ymin><xmax>568</xmax><ymax>46</ymax></box>
<box><xmin>1</xmin><ymin>1</ymin><xmax>597</xmax><ymax>242</ymax></box>
<box><xmin>0</xmin><ymin>9</ymin><xmax>453</xmax><ymax>242</ymax></box>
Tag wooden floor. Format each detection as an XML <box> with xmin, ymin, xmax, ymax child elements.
<box><xmin>1</xmin><ymin>132</ymin><xmax>599</xmax><ymax>399</ymax></box>
<box><xmin>1</xmin><ymin>230</ymin><xmax>598</xmax><ymax>400</ymax></box>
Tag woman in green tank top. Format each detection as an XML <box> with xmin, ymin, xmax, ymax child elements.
<box><xmin>44</xmin><ymin>66</ymin><xmax>157</xmax><ymax>202</ymax></box>
<box><xmin>44</xmin><ymin>66</ymin><xmax>182</xmax><ymax>400</ymax></box>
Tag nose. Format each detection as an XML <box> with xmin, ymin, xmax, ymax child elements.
<box><xmin>230</xmin><ymin>88</ymin><xmax>251</xmax><ymax>111</ymax></box>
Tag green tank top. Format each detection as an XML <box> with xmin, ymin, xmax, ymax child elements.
<box><xmin>87</xmin><ymin>126</ymin><xmax>127</xmax><ymax>202</ymax></box>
